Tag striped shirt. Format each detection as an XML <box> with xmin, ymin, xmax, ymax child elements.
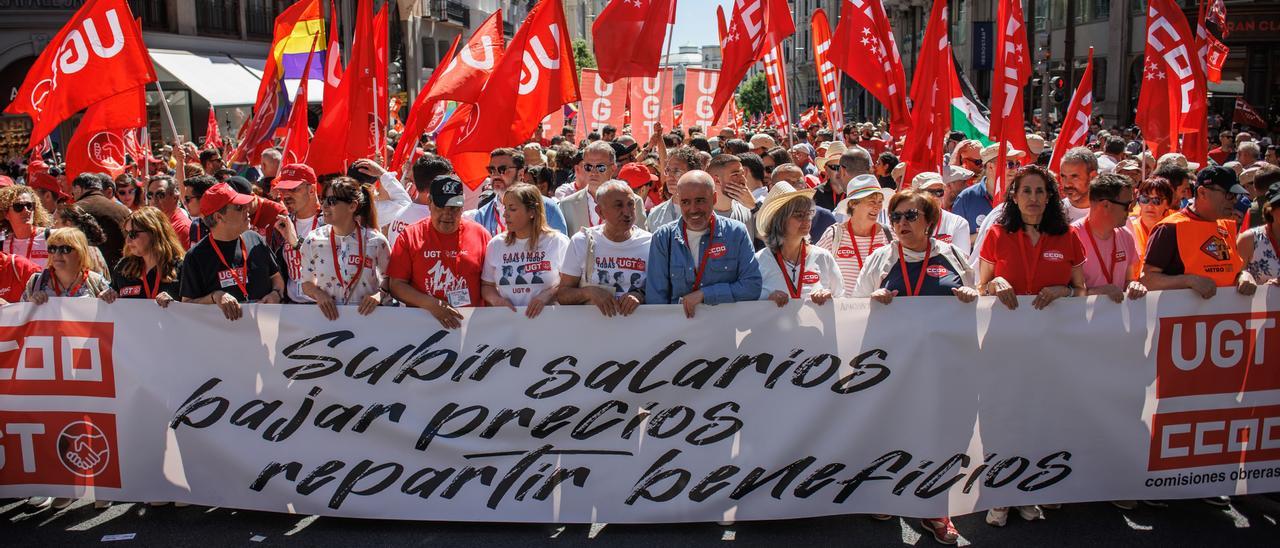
<box><xmin>815</xmin><ymin>222</ymin><xmax>890</xmax><ymax>297</ymax></box>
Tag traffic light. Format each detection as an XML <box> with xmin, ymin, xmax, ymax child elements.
<box><xmin>1049</xmin><ymin>76</ymin><xmax>1065</xmax><ymax>103</ymax></box>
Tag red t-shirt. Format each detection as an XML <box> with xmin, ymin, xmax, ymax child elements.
<box><xmin>169</xmin><ymin>207</ymin><xmax>192</xmax><ymax>249</ymax></box>
<box><xmin>980</xmin><ymin>225</ymin><xmax>1086</xmax><ymax>294</ymax></box>
<box><xmin>859</xmin><ymin>138</ymin><xmax>887</xmax><ymax>156</ymax></box>
<box><xmin>387</xmin><ymin>218</ymin><xmax>490</xmax><ymax>307</ymax></box>
<box><xmin>0</xmin><ymin>253</ymin><xmax>40</xmax><ymax>302</ymax></box>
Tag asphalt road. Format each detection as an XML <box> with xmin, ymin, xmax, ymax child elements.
<box><xmin>3</xmin><ymin>495</ymin><xmax>1279</xmax><ymax>547</ymax></box>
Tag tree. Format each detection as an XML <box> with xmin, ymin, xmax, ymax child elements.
<box><xmin>737</xmin><ymin>73</ymin><xmax>768</xmax><ymax>118</ymax></box>
<box><xmin>572</xmin><ymin>39</ymin><xmax>596</xmax><ymax>74</ymax></box>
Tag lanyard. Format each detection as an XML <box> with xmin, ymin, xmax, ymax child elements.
<box><xmin>830</xmin><ymin>183</ymin><xmax>842</xmax><ymax>205</ymax></box>
<box><xmin>1017</xmin><ymin>229</ymin><xmax>1045</xmax><ymax>295</ymax></box>
<box><xmin>8</xmin><ymin>227</ymin><xmax>34</xmax><ymax>259</ymax></box>
<box><xmin>49</xmin><ymin>270</ymin><xmax>87</xmax><ymax>297</ymax></box>
<box><xmin>682</xmin><ymin>216</ymin><xmax>717</xmax><ymax>291</ymax></box>
<box><xmin>773</xmin><ymin>245</ymin><xmax>807</xmax><ymax>299</ymax></box>
<box><xmin>896</xmin><ymin>243</ymin><xmax>931</xmax><ymax>297</ymax></box>
<box><xmin>329</xmin><ymin>228</ymin><xmax>366</xmax><ymax>304</ymax></box>
<box><xmin>142</xmin><ymin>266</ymin><xmax>163</xmax><ymax>299</ymax></box>
<box><xmin>495</xmin><ymin>208</ymin><xmax>506</xmax><ymax>233</ymax></box>
<box><xmin>210</xmin><ymin>237</ymin><xmax>249</xmax><ymax>298</ymax></box>
<box><xmin>844</xmin><ymin>220</ymin><xmax>872</xmax><ymax>268</ymax></box>
<box><xmin>1082</xmin><ymin>219</ymin><xmax>1118</xmax><ymax>286</ymax></box>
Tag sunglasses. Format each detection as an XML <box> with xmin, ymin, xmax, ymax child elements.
<box><xmin>322</xmin><ymin>195</ymin><xmax>353</xmax><ymax>206</ymax></box>
<box><xmin>48</xmin><ymin>245</ymin><xmax>76</xmax><ymax>255</ymax></box>
<box><xmin>1136</xmin><ymin>194</ymin><xmax>1165</xmax><ymax>206</ymax></box>
<box><xmin>147</xmin><ymin>191</ymin><xmax>167</xmax><ymax>200</ymax></box>
<box><xmin>825</xmin><ymin>164</ymin><xmax>841</xmax><ymax>172</ymax></box>
<box><xmin>924</xmin><ymin>188</ymin><xmax>945</xmax><ymax>198</ymax></box>
<box><xmin>1104</xmin><ymin>198</ymin><xmax>1134</xmax><ymax>209</ymax></box>
<box><xmin>486</xmin><ymin>165</ymin><xmax>511</xmax><ymax>175</ymax></box>
<box><xmin>963</xmin><ymin>158</ymin><xmax>982</xmax><ymax>168</ymax></box>
<box><xmin>889</xmin><ymin>209</ymin><xmax>922</xmax><ymax>224</ymax></box>
<box><xmin>582</xmin><ymin>163</ymin><xmax>610</xmax><ymax>173</ymax></box>
<box><xmin>11</xmin><ymin>202</ymin><xmax>35</xmax><ymax>213</ymax></box>
<box><xmin>126</xmin><ymin>228</ymin><xmax>148</xmax><ymax>240</ymax></box>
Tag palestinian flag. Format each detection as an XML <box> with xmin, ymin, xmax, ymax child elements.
<box><xmin>949</xmin><ymin>55</ymin><xmax>992</xmax><ymax>146</ymax></box>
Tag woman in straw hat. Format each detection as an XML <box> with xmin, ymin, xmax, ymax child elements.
<box><xmin>754</xmin><ymin>182</ymin><xmax>842</xmax><ymax>307</ymax></box>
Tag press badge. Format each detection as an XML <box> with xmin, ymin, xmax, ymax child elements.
<box><xmin>446</xmin><ymin>288</ymin><xmax>471</xmax><ymax>307</ymax></box>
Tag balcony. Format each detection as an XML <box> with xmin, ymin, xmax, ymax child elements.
<box><xmin>432</xmin><ymin>0</ymin><xmax>471</xmax><ymax>28</ymax></box>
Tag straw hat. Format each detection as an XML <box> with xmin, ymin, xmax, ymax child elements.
<box><xmin>820</xmin><ymin>141</ymin><xmax>848</xmax><ymax>169</ymax></box>
<box><xmin>980</xmin><ymin>143</ymin><xmax>1027</xmax><ymax>164</ymax></box>
<box><xmin>755</xmin><ymin>181</ymin><xmax>817</xmax><ymax>239</ymax></box>
<box><xmin>1157</xmin><ymin>152</ymin><xmax>1200</xmax><ymax>172</ymax></box>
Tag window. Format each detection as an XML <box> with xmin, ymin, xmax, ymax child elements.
<box><xmin>196</xmin><ymin>0</ymin><xmax>240</xmax><ymax>38</ymax></box>
<box><xmin>128</xmin><ymin>0</ymin><xmax>169</xmax><ymax>31</ymax></box>
<box><xmin>246</xmin><ymin>1</ymin><xmax>288</xmax><ymax>39</ymax></box>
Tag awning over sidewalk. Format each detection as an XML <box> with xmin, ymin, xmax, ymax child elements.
<box><xmin>149</xmin><ymin>49</ymin><xmax>324</xmax><ymax>107</ymax></box>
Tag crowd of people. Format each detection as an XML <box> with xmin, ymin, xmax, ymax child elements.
<box><xmin>1</xmin><ymin>118</ymin><xmax>1278</xmax><ymax>542</ymax></box>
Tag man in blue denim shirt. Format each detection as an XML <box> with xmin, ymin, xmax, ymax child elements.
<box><xmin>646</xmin><ymin>171</ymin><xmax>762</xmax><ymax>317</ymax></box>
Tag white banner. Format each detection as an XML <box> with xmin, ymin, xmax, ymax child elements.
<box><xmin>1</xmin><ymin>290</ymin><xmax>1278</xmax><ymax>522</ymax></box>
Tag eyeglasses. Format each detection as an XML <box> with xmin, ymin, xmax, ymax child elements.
<box><xmin>825</xmin><ymin>164</ymin><xmax>841</xmax><ymax>172</ymax></box>
<box><xmin>126</xmin><ymin>228</ymin><xmax>149</xmax><ymax>240</ymax></box>
<box><xmin>889</xmin><ymin>209</ymin><xmax>922</xmax><ymax>224</ymax></box>
<box><xmin>11</xmin><ymin>202</ymin><xmax>35</xmax><ymax>213</ymax></box>
<box><xmin>322</xmin><ymin>195</ymin><xmax>353</xmax><ymax>206</ymax></box>
<box><xmin>1006</xmin><ymin>161</ymin><xmax>1021</xmax><ymax>169</ymax></box>
<box><xmin>1136</xmin><ymin>194</ymin><xmax>1165</xmax><ymax>206</ymax></box>
<box><xmin>963</xmin><ymin>158</ymin><xmax>982</xmax><ymax>168</ymax></box>
<box><xmin>924</xmin><ymin>188</ymin><xmax>945</xmax><ymax>198</ymax></box>
<box><xmin>790</xmin><ymin>209</ymin><xmax>816</xmax><ymax>220</ymax></box>
<box><xmin>47</xmin><ymin>245</ymin><xmax>76</xmax><ymax>255</ymax></box>
<box><xmin>486</xmin><ymin>165</ymin><xmax>511</xmax><ymax>175</ymax></box>
<box><xmin>582</xmin><ymin>163</ymin><xmax>610</xmax><ymax>173</ymax></box>
<box><xmin>147</xmin><ymin>191</ymin><xmax>167</xmax><ymax>200</ymax></box>
<box><xmin>1104</xmin><ymin>198</ymin><xmax>1134</xmax><ymax>209</ymax></box>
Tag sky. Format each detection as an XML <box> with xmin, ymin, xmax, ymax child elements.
<box><xmin>668</xmin><ymin>0</ymin><xmax>735</xmax><ymax>50</ymax></box>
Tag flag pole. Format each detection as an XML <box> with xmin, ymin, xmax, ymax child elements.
<box><xmin>659</xmin><ymin>2</ymin><xmax>677</xmax><ymax>134</ymax></box>
<box><xmin>153</xmin><ymin>80</ymin><xmax>182</xmax><ymax>146</ymax></box>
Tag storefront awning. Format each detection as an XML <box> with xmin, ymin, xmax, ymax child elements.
<box><xmin>150</xmin><ymin>50</ymin><xmax>263</xmax><ymax>107</ymax></box>
<box><xmin>149</xmin><ymin>50</ymin><xmax>324</xmax><ymax>107</ymax></box>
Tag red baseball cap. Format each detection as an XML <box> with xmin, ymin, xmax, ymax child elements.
<box><xmin>0</xmin><ymin>175</ymin><xmax>13</xmax><ymax>188</ymax></box>
<box><xmin>29</xmin><ymin>171</ymin><xmax>71</xmax><ymax>201</ymax></box>
<box><xmin>200</xmin><ymin>182</ymin><xmax>254</xmax><ymax>213</ymax></box>
<box><xmin>618</xmin><ymin>162</ymin><xmax>657</xmax><ymax>190</ymax></box>
<box><xmin>272</xmin><ymin>163</ymin><xmax>317</xmax><ymax>190</ymax></box>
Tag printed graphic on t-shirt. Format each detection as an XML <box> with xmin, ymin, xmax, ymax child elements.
<box><xmin>590</xmin><ymin>256</ymin><xmax>646</xmax><ymax>295</ymax></box>
<box><xmin>425</xmin><ymin>252</ymin><xmax>469</xmax><ymax>294</ymax></box>
<box><xmin>498</xmin><ymin>250</ymin><xmax>552</xmax><ymax>294</ymax></box>
<box><xmin>217</xmin><ymin>267</ymin><xmax>246</xmax><ymax>288</ymax></box>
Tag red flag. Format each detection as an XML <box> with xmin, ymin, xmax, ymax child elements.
<box><xmin>682</xmin><ymin>68</ymin><xmax>722</xmax><ymax>133</ymax></box>
<box><xmin>716</xmin><ymin>5</ymin><xmax>728</xmax><ymax>41</ymax></box>
<box><xmin>711</xmin><ymin>0</ymin><xmax>795</xmax><ymax>122</ymax></box>
<box><xmin>810</xmin><ymin>8</ymin><xmax>843</xmax><ymax>133</ymax></box>
<box><xmin>281</xmin><ymin>38</ymin><xmax>320</xmax><ymax>165</ymax></box>
<box><xmin>390</xmin><ymin>35</ymin><xmax>461</xmax><ymax>174</ymax></box>
<box><xmin>799</xmin><ymin>106</ymin><xmax>821</xmax><ymax>127</ymax></box>
<box><xmin>309</xmin><ymin>0</ymin><xmax>378</xmax><ymax>174</ymax></box>
<box><xmin>579</xmin><ymin>69</ymin><xmax>629</xmax><ymax>134</ymax></box>
<box><xmin>435</xmin><ymin>103</ymin><xmax>491</xmax><ymax>191</ymax></box>
<box><xmin>592</xmin><ymin>0</ymin><xmax>676</xmax><ymax>83</ymax></box>
<box><xmin>65</xmin><ymin>85</ymin><xmax>145</xmax><ymax>179</ymax></box>
<box><xmin>446</xmin><ymin>0</ymin><xmax>580</xmax><ymax>155</ymax></box>
<box><xmin>762</xmin><ymin>43</ymin><xmax>791</xmax><ymax>135</ymax></box>
<box><xmin>427</xmin><ymin>10</ymin><xmax>505</xmax><ymax>104</ymax></box>
<box><xmin>830</xmin><ymin>0</ymin><xmax>910</xmax><ymax>133</ymax></box>
<box><xmin>1136</xmin><ymin>0</ymin><xmax>1206</xmax><ymax>158</ymax></box>
<box><xmin>990</xmin><ymin>0</ymin><xmax>1031</xmax><ymax>154</ymax></box>
<box><xmin>1233</xmin><ymin>97</ymin><xmax>1267</xmax><ymax>129</ymax></box>
<box><xmin>1049</xmin><ymin>49</ymin><xmax>1094</xmax><ymax>173</ymax></box>
<box><xmin>4</xmin><ymin>0</ymin><xmax>156</xmax><ymax>150</ymax></box>
<box><xmin>673</xmin><ymin>105</ymin><xmax>683</xmax><ymax>128</ymax></box>
<box><xmin>900</xmin><ymin>0</ymin><xmax>953</xmax><ymax>181</ymax></box>
<box><xmin>322</xmin><ymin>0</ymin><xmax>342</xmax><ymax>114</ymax></box>
<box><xmin>374</xmin><ymin>4</ymin><xmax>389</xmax><ymax>160</ymax></box>
<box><xmin>204</xmin><ymin>106</ymin><xmax>223</xmax><ymax>150</ymax></box>
<box><xmin>629</xmin><ymin>68</ymin><xmax>675</xmax><ymax>144</ymax></box>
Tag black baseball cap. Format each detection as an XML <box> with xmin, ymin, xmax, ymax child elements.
<box><xmin>1264</xmin><ymin>182</ymin><xmax>1280</xmax><ymax>207</ymax></box>
<box><xmin>1195</xmin><ymin>166</ymin><xmax>1248</xmax><ymax>195</ymax></box>
<box><xmin>225</xmin><ymin>176</ymin><xmax>254</xmax><ymax>196</ymax></box>
<box><xmin>430</xmin><ymin>175</ymin><xmax>465</xmax><ymax>208</ymax></box>
<box><xmin>609</xmin><ymin>141</ymin><xmax>637</xmax><ymax>158</ymax></box>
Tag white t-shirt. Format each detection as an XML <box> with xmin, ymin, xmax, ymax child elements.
<box><xmin>373</xmin><ymin>172</ymin><xmax>412</xmax><ymax>230</ymax></box>
<box><xmin>481</xmin><ymin>231</ymin><xmax>570</xmax><ymax>306</ymax></box>
<box><xmin>384</xmin><ymin>203</ymin><xmax>430</xmax><ymax>249</ymax></box>
<box><xmin>5</xmin><ymin>229</ymin><xmax>49</xmax><ymax>268</ymax></box>
<box><xmin>283</xmin><ymin>213</ymin><xmax>324</xmax><ymax>303</ymax></box>
<box><xmin>685</xmin><ymin>228</ymin><xmax>708</xmax><ymax>269</ymax></box>
<box><xmin>755</xmin><ymin>245</ymin><xmax>844</xmax><ymax>300</ymax></box>
<box><xmin>933</xmin><ymin>210</ymin><xmax>972</xmax><ymax>253</ymax></box>
<box><xmin>562</xmin><ymin>226</ymin><xmax>653</xmax><ymax>296</ymax></box>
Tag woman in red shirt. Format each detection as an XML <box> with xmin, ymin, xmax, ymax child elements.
<box><xmin>978</xmin><ymin>165</ymin><xmax>1086</xmax><ymax>310</ymax></box>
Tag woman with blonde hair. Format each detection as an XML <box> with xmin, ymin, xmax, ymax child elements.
<box><xmin>22</xmin><ymin>227</ymin><xmax>111</xmax><ymax>303</ymax></box>
<box><xmin>0</xmin><ymin>185</ymin><xmax>53</xmax><ymax>267</ymax></box>
<box><xmin>100</xmin><ymin>207</ymin><xmax>185</xmax><ymax>307</ymax></box>
<box><xmin>53</xmin><ymin>205</ymin><xmax>111</xmax><ymax>280</ymax></box>
<box><xmin>481</xmin><ymin>182</ymin><xmax>569</xmax><ymax>318</ymax></box>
